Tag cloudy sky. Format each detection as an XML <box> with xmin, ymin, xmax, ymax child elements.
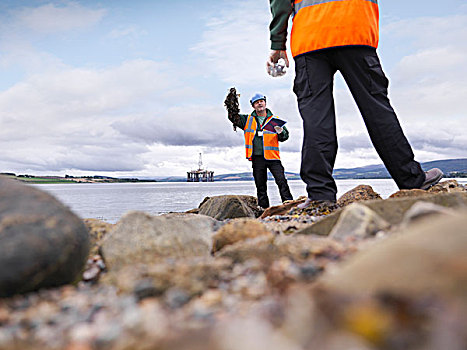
<box><xmin>0</xmin><ymin>0</ymin><xmax>466</xmax><ymax>177</ymax></box>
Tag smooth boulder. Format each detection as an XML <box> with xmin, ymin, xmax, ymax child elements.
<box><xmin>316</xmin><ymin>211</ymin><xmax>467</xmax><ymax>299</ymax></box>
<box><xmin>198</xmin><ymin>195</ymin><xmax>260</xmax><ymax>220</ymax></box>
<box><xmin>329</xmin><ymin>203</ymin><xmax>390</xmax><ymax>243</ymax></box>
<box><xmin>0</xmin><ymin>176</ymin><xmax>89</xmax><ymax>297</ymax></box>
<box><xmin>101</xmin><ymin>212</ymin><xmax>220</xmax><ymax>270</ymax></box>
<box><xmin>337</xmin><ymin>185</ymin><xmax>382</xmax><ymax>207</ymax></box>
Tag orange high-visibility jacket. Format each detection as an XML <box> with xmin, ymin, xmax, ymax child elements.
<box><xmin>290</xmin><ymin>0</ymin><xmax>379</xmax><ymax>57</ymax></box>
<box><xmin>244</xmin><ymin>115</ymin><xmax>280</xmax><ymax>160</ymax></box>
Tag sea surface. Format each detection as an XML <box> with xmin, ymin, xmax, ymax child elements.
<box><xmin>34</xmin><ymin>178</ymin><xmax>466</xmax><ymax>223</ymax></box>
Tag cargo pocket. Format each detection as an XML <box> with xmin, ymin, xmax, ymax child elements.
<box><xmin>400</xmin><ymin>161</ymin><xmax>423</xmax><ymax>176</ymax></box>
<box><xmin>293</xmin><ymin>57</ymin><xmax>312</xmax><ymax>101</ymax></box>
<box><xmin>365</xmin><ymin>55</ymin><xmax>389</xmax><ymax>95</ymax></box>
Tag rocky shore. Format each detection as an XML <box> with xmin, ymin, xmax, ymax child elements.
<box><xmin>0</xmin><ymin>176</ymin><xmax>466</xmax><ymax>350</ymax></box>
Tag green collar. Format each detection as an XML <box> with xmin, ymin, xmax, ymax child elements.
<box><xmin>251</xmin><ymin>108</ymin><xmax>273</xmax><ymax>118</ymax></box>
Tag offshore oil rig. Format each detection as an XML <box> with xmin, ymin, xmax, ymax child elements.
<box><xmin>187</xmin><ymin>153</ymin><xmax>214</xmax><ymax>182</ymax></box>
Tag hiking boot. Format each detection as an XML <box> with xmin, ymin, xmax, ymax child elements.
<box><xmin>297</xmin><ymin>198</ymin><xmax>336</xmax><ymax>209</ymax></box>
<box><xmin>420</xmin><ymin>168</ymin><xmax>444</xmax><ymax>190</ymax></box>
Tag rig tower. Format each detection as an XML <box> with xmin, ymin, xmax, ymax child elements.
<box><xmin>187</xmin><ymin>153</ymin><xmax>214</xmax><ymax>182</ymax></box>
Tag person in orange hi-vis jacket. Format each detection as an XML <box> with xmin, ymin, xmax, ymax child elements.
<box><xmin>228</xmin><ymin>92</ymin><xmax>293</xmax><ymax>209</ymax></box>
<box><xmin>267</xmin><ymin>0</ymin><xmax>443</xmax><ymax>209</ymax></box>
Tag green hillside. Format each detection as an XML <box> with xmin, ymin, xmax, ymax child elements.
<box><xmin>332</xmin><ymin>158</ymin><xmax>467</xmax><ymax>179</ymax></box>
<box><xmin>214</xmin><ymin>158</ymin><xmax>467</xmax><ymax>181</ymax></box>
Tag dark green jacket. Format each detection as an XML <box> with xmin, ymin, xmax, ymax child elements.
<box><xmin>269</xmin><ymin>0</ymin><xmax>293</xmax><ymax>50</ymax></box>
<box><xmin>234</xmin><ymin>109</ymin><xmax>289</xmax><ymax>156</ymax></box>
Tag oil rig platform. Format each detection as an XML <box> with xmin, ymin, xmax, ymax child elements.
<box><xmin>187</xmin><ymin>153</ymin><xmax>214</xmax><ymax>182</ymax></box>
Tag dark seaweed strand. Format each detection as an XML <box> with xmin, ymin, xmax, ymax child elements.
<box><xmin>224</xmin><ymin>87</ymin><xmax>241</xmax><ymax>131</ymax></box>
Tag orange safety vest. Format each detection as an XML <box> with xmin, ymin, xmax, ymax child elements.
<box><xmin>290</xmin><ymin>0</ymin><xmax>379</xmax><ymax>57</ymax></box>
<box><xmin>244</xmin><ymin>114</ymin><xmax>280</xmax><ymax>161</ymax></box>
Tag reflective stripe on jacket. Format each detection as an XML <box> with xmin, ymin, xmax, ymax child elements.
<box><xmin>244</xmin><ymin>115</ymin><xmax>280</xmax><ymax>160</ymax></box>
<box><xmin>290</xmin><ymin>0</ymin><xmax>379</xmax><ymax>57</ymax></box>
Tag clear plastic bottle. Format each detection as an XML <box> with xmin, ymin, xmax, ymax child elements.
<box><xmin>268</xmin><ymin>58</ymin><xmax>287</xmax><ymax>77</ymax></box>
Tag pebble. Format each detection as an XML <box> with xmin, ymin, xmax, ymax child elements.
<box><xmin>1</xmin><ymin>185</ymin><xmax>465</xmax><ymax>350</ymax></box>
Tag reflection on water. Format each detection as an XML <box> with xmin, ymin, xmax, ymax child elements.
<box><xmin>34</xmin><ymin>178</ymin><xmax>466</xmax><ymax>223</ymax></box>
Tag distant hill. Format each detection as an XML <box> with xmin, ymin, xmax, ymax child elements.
<box><xmin>4</xmin><ymin>159</ymin><xmax>464</xmax><ymax>184</ymax></box>
<box><xmin>214</xmin><ymin>158</ymin><xmax>467</xmax><ymax>181</ymax></box>
<box><xmin>214</xmin><ymin>172</ymin><xmax>300</xmax><ymax>181</ymax></box>
<box><xmin>135</xmin><ymin>158</ymin><xmax>467</xmax><ymax>182</ymax></box>
<box><xmin>150</xmin><ymin>176</ymin><xmax>186</xmax><ymax>182</ymax></box>
<box><xmin>333</xmin><ymin>158</ymin><xmax>467</xmax><ymax>179</ymax></box>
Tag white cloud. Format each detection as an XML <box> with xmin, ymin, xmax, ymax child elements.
<box><xmin>383</xmin><ymin>17</ymin><xmax>467</xmax><ymax>110</ymax></box>
<box><xmin>382</xmin><ymin>15</ymin><xmax>467</xmax><ymax>163</ymax></box>
<box><xmin>0</xmin><ymin>59</ymin><xmax>176</xmax><ymax>122</ymax></box>
<box><xmin>0</xmin><ymin>2</ymin><xmax>105</xmax><ymax>75</ymax></box>
<box><xmin>0</xmin><ymin>59</ymin><xmax>191</xmax><ymax>174</ymax></box>
<box><xmin>384</xmin><ymin>15</ymin><xmax>467</xmax><ymax>51</ymax></box>
<box><xmin>0</xmin><ymin>44</ymin><xmax>65</xmax><ymax>73</ymax></box>
<box><xmin>112</xmin><ymin>105</ymin><xmax>240</xmax><ymax>148</ymax></box>
<box><xmin>15</xmin><ymin>1</ymin><xmax>106</xmax><ymax>34</ymax></box>
<box><xmin>191</xmin><ymin>0</ymin><xmax>293</xmax><ymax>88</ymax></box>
<box><xmin>0</xmin><ymin>55</ymin><xmax>254</xmax><ymax>176</ymax></box>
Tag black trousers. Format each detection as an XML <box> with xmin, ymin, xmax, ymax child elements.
<box><xmin>252</xmin><ymin>155</ymin><xmax>293</xmax><ymax>208</ymax></box>
<box><xmin>293</xmin><ymin>46</ymin><xmax>425</xmax><ymax>201</ymax></box>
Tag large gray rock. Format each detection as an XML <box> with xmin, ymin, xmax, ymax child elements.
<box><xmin>101</xmin><ymin>212</ymin><xmax>220</xmax><ymax>270</ymax></box>
<box><xmin>296</xmin><ymin>192</ymin><xmax>467</xmax><ymax>236</ymax></box>
<box><xmin>302</xmin><ymin>211</ymin><xmax>467</xmax><ymax>349</ymax></box>
<box><xmin>337</xmin><ymin>184</ymin><xmax>382</xmax><ymax>207</ymax></box>
<box><xmin>0</xmin><ymin>176</ymin><xmax>89</xmax><ymax>297</ymax></box>
<box><xmin>401</xmin><ymin>201</ymin><xmax>457</xmax><ymax>227</ymax></box>
<box><xmin>317</xmin><ymin>211</ymin><xmax>467</xmax><ymax>299</ymax></box>
<box><xmin>198</xmin><ymin>195</ymin><xmax>260</xmax><ymax>220</ymax></box>
<box><xmin>329</xmin><ymin>203</ymin><xmax>390</xmax><ymax>243</ymax></box>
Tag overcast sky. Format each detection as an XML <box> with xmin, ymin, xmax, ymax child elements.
<box><xmin>0</xmin><ymin>0</ymin><xmax>466</xmax><ymax>177</ymax></box>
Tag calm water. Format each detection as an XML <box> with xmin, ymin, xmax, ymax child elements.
<box><xmin>34</xmin><ymin>178</ymin><xmax>466</xmax><ymax>223</ymax></box>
